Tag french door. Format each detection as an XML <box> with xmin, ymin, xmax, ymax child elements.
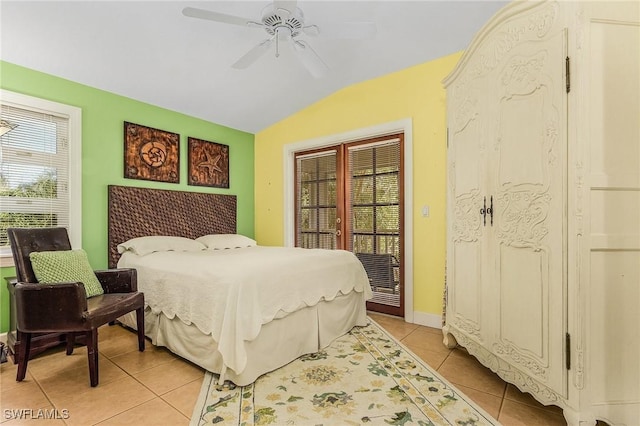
<box><xmin>295</xmin><ymin>133</ymin><xmax>404</xmax><ymax>316</ymax></box>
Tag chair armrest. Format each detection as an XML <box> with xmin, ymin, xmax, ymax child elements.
<box><xmin>94</xmin><ymin>268</ymin><xmax>137</xmax><ymax>293</ymax></box>
<box><xmin>14</xmin><ymin>282</ymin><xmax>87</xmax><ymax>333</ymax></box>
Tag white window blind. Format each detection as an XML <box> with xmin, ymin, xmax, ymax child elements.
<box><xmin>348</xmin><ymin>138</ymin><xmax>401</xmax><ymax>255</ymax></box>
<box><xmin>1</xmin><ymin>103</ymin><xmax>71</xmax><ymax>252</ymax></box>
<box><xmin>295</xmin><ymin>150</ymin><xmax>338</xmax><ymax>250</ymax></box>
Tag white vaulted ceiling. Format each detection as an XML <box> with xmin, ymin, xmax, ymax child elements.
<box><xmin>0</xmin><ymin>1</ymin><xmax>508</xmax><ymax>133</ymax></box>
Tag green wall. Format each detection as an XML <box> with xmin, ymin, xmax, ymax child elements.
<box><xmin>0</xmin><ymin>61</ymin><xmax>255</xmax><ymax>333</ymax></box>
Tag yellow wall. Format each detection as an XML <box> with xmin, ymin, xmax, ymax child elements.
<box><xmin>255</xmin><ymin>52</ymin><xmax>461</xmax><ymax>317</ymax></box>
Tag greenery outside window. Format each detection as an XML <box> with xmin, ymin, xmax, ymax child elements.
<box><xmin>0</xmin><ymin>90</ymin><xmax>82</xmax><ymax>267</ymax></box>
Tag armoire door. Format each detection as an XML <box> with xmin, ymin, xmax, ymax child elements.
<box><xmin>446</xmin><ymin>2</ymin><xmax>568</xmax><ymax>398</ymax></box>
<box><xmin>489</xmin><ymin>24</ymin><xmax>568</xmax><ymax>397</ymax></box>
<box><xmin>447</xmin><ymin>98</ymin><xmax>489</xmax><ymax>344</ymax></box>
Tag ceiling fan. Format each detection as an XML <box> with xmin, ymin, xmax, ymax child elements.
<box><xmin>182</xmin><ymin>0</ymin><xmax>376</xmax><ymax>78</ymax></box>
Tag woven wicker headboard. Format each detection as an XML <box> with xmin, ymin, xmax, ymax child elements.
<box><xmin>107</xmin><ymin>185</ymin><xmax>237</xmax><ymax>268</ymax></box>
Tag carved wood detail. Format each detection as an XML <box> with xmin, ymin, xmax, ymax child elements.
<box><xmin>453</xmin><ymin>316</ymin><xmax>481</xmax><ymax>339</ymax></box>
<box><xmin>448</xmin><ymin>2</ymin><xmax>559</xmax><ymax>110</ymax></box>
<box><xmin>496</xmin><ymin>191</ymin><xmax>551</xmax><ymax>249</ymax></box>
<box><xmin>493</xmin><ymin>341</ymin><xmax>548</xmax><ymax>381</ymax></box>
<box><xmin>453</xmin><ymin>192</ymin><xmax>483</xmax><ymax>243</ymax></box>
<box><xmin>449</xmin><ymin>328</ymin><xmax>565</xmax><ymax>407</ymax></box>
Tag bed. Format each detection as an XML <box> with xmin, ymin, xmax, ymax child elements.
<box><xmin>107</xmin><ymin>185</ymin><xmax>372</xmax><ymax>386</ymax></box>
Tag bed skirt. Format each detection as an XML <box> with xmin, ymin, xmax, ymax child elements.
<box><xmin>118</xmin><ymin>291</ymin><xmax>368</xmax><ymax>385</ymax></box>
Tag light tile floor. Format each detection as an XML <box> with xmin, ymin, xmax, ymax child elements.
<box><xmin>0</xmin><ymin>314</ymin><xmax>568</xmax><ymax>425</ymax></box>
<box><xmin>369</xmin><ymin>313</ymin><xmax>567</xmax><ymax>426</ymax></box>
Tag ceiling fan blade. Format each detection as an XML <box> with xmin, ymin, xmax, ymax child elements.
<box><xmin>303</xmin><ymin>22</ymin><xmax>377</xmax><ymax>40</ymax></box>
<box><xmin>182</xmin><ymin>7</ymin><xmax>256</xmax><ymax>27</ymax></box>
<box><xmin>232</xmin><ymin>38</ymin><xmax>274</xmax><ymax>69</ymax></box>
<box><xmin>293</xmin><ymin>40</ymin><xmax>329</xmax><ymax>78</ymax></box>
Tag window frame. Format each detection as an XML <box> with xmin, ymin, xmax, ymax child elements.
<box><xmin>282</xmin><ymin>118</ymin><xmax>414</xmax><ymax>322</ymax></box>
<box><xmin>294</xmin><ymin>148</ymin><xmax>341</xmax><ymax>250</ymax></box>
<box><xmin>0</xmin><ymin>89</ymin><xmax>82</xmax><ymax>267</ymax></box>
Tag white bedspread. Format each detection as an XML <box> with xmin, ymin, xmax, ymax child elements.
<box><xmin>118</xmin><ymin>246</ymin><xmax>372</xmax><ymax>374</ymax></box>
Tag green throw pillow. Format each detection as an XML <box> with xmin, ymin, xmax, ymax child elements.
<box><xmin>29</xmin><ymin>249</ymin><xmax>105</xmax><ymax>298</ymax></box>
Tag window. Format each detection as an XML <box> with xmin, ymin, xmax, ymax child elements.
<box><xmin>0</xmin><ymin>90</ymin><xmax>82</xmax><ymax>266</ymax></box>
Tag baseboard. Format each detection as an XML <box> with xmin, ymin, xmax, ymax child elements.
<box><xmin>0</xmin><ymin>332</ymin><xmax>6</xmax><ymax>343</ymax></box>
<box><xmin>412</xmin><ymin>311</ymin><xmax>443</xmax><ymax>329</ymax></box>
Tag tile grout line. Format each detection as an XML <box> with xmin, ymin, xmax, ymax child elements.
<box><xmin>89</xmin><ymin>347</ymin><xmax>161</xmax><ymax>426</ymax></box>
<box><xmin>157</xmin><ymin>376</ymin><xmax>204</xmax><ymax>420</ymax></box>
<box><xmin>97</xmin><ymin>343</ymin><xmax>198</xmax><ymax>423</ymax></box>
<box><xmin>496</xmin><ymin>378</ymin><xmax>508</xmax><ymax>423</ymax></box>
<box><xmin>28</xmin><ymin>371</ymin><xmax>63</xmax><ymax>424</ymax></box>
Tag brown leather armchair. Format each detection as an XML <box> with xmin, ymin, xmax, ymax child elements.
<box><xmin>7</xmin><ymin>227</ymin><xmax>145</xmax><ymax>387</ymax></box>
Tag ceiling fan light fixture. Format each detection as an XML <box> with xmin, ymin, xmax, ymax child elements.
<box><xmin>261</xmin><ymin>3</ymin><xmax>303</xmax><ymax>37</ymax></box>
<box><xmin>276</xmin><ymin>26</ymin><xmax>292</xmax><ymax>41</ymax></box>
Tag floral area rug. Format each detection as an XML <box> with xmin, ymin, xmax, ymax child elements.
<box><xmin>190</xmin><ymin>317</ymin><xmax>500</xmax><ymax>425</ymax></box>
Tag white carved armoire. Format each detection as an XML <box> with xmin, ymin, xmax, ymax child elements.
<box><xmin>442</xmin><ymin>1</ymin><xmax>639</xmax><ymax>424</ymax></box>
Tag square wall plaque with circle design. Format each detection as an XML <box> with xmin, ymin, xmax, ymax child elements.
<box><xmin>124</xmin><ymin>121</ymin><xmax>179</xmax><ymax>183</ymax></box>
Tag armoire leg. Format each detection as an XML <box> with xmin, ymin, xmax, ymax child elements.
<box><xmin>442</xmin><ymin>325</ymin><xmax>458</xmax><ymax>349</ymax></box>
<box><xmin>563</xmin><ymin>407</ymin><xmax>596</xmax><ymax>426</ymax></box>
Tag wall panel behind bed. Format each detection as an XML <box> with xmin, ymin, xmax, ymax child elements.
<box><xmin>108</xmin><ymin>185</ymin><xmax>237</xmax><ymax>268</ymax></box>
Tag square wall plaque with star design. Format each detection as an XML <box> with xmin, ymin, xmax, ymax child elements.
<box><xmin>124</xmin><ymin>122</ymin><xmax>180</xmax><ymax>183</ymax></box>
<box><xmin>188</xmin><ymin>137</ymin><xmax>230</xmax><ymax>188</ymax></box>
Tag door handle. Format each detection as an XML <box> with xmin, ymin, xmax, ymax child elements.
<box><xmin>480</xmin><ymin>196</ymin><xmax>487</xmax><ymax>226</ymax></box>
<box><xmin>480</xmin><ymin>196</ymin><xmax>494</xmax><ymax>227</ymax></box>
<box><xmin>487</xmin><ymin>196</ymin><xmax>493</xmax><ymax>226</ymax></box>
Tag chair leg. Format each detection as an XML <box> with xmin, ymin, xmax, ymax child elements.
<box><xmin>136</xmin><ymin>307</ymin><xmax>145</xmax><ymax>352</ymax></box>
<box><xmin>86</xmin><ymin>329</ymin><xmax>99</xmax><ymax>387</ymax></box>
<box><xmin>66</xmin><ymin>333</ymin><xmax>75</xmax><ymax>355</ymax></box>
<box><xmin>16</xmin><ymin>333</ymin><xmax>32</xmax><ymax>382</ymax></box>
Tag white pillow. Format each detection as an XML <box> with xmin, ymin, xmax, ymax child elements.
<box><xmin>117</xmin><ymin>236</ymin><xmax>206</xmax><ymax>256</ymax></box>
<box><xmin>196</xmin><ymin>234</ymin><xmax>257</xmax><ymax>250</ymax></box>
